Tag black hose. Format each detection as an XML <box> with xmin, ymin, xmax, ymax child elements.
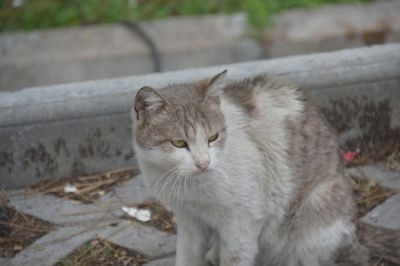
<box><xmin>120</xmin><ymin>21</ymin><xmax>162</xmax><ymax>73</ymax></box>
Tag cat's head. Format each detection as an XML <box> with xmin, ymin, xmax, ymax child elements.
<box><xmin>132</xmin><ymin>70</ymin><xmax>227</xmax><ymax>175</ymax></box>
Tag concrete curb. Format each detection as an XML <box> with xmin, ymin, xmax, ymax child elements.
<box><xmin>2</xmin><ymin>0</ymin><xmax>400</xmax><ymax>92</ymax></box>
<box><xmin>266</xmin><ymin>0</ymin><xmax>400</xmax><ymax>57</ymax></box>
<box><xmin>1</xmin><ymin>44</ymin><xmax>400</xmax><ymax>188</ymax></box>
<box><xmin>0</xmin><ymin>14</ymin><xmax>262</xmax><ymax>91</ymax></box>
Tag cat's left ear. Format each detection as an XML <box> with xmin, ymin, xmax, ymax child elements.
<box><xmin>205</xmin><ymin>69</ymin><xmax>227</xmax><ymax>100</ymax></box>
<box><xmin>133</xmin><ymin>86</ymin><xmax>166</xmax><ymax>122</ymax></box>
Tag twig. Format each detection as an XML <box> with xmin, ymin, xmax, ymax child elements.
<box><xmin>100</xmin><ymin>239</ymin><xmax>118</xmax><ymax>253</ymax></box>
<box><xmin>31</xmin><ymin>218</ymin><xmax>110</xmax><ymax>247</ymax></box>
<box><xmin>373</xmin><ymin>257</ymin><xmax>383</xmax><ymax>266</ymax></box>
<box><xmin>74</xmin><ymin>241</ymin><xmax>97</xmax><ymax>262</ymax></box>
<box><xmin>356</xmin><ymin>191</ymin><xmax>397</xmax><ymax>205</ymax></box>
<box><xmin>75</xmin><ymin>178</ymin><xmax>119</xmax><ymax>195</ymax></box>
<box><xmin>0</xmin><ymin>221</ymin><xmax>51</xmax><ymax>233</ymax></box>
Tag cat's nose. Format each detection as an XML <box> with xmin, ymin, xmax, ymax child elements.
<box><xmin>195</xmin><ymin>160</ymin><xmax>210</xmax><ymax>171</ymax></box>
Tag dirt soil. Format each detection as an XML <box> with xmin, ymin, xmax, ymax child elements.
<box><xmin>56</xmin><ymin>239</ymin><xmax>151</xmax><ymax>266</ymax></box>
<box><xmin>0</xmin><ymin>207</ymin><xmax>54</xmax><ymax>258</ymax></box>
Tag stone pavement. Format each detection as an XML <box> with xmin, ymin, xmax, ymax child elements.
<box><xmin>3</xmin><ymin>175</ymin><xmax>176</xmax><ymax>266</ymax></box>
<box><xmin>2</xmin><ymin>165</ymin><xmax>400</xmax><ymax>266</ymax></box>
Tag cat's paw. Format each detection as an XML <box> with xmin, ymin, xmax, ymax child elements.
<box><xmin>206</xmin><ymin>244</ymin><xmax>220</xmax><ymax>266</ymax></box>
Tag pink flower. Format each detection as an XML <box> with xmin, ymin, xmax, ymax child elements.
<box><xmin>343</xmin><ymin>151</ymin><xmax>356</xmax><ymax>162</ymax></box>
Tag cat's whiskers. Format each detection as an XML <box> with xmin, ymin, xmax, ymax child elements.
<box><xmin>153</xmin><ymin>166</ymin><xmax>177</xmax><ymax>189</ymax></box>
<box><xmin>154</xmin><ymin>167</ymin><xmax>179</xmax><ymax>204</ymax></box>
<box><xmin>177</xmin><ymin>170</ymin><xmax>189</xmax><ymax>208</ymax></box>
<box><xmin>165</xmin><ymin>172</ymin><xmax>181</xmax><ymax>208</ymax></box>
<box><xmin>181</xmin><ymin>171</ymin><xmax>189</xmax><ymax>203</ymax></box>
<box><xmin>163</xmin><ymin>168</ymin><xmax>186</xmax><ymax>209</ymax></box>
<box><xmin>156</xmin><ymin>168</ymin><xmax>193</xmax><ymax>210</ymax></box>
<box><xmin>170</xmin><ymin>171</ymin><xmax>181</xmax><ymax>209</ymax></box>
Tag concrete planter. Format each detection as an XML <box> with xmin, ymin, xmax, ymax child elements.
<box><xmin>1</xmin><ymin>44</ymin><xmax>400</xmax><ymax>189</ymax></box>
<box><xmin>2</xmin><ymin>0</ymin><xmax>400</xmax><ymax>92</ymax></box>
<box><xmin>0</xmin><ymin>14</ymin><xmax>262</xmax><ymax>92</ymax></box>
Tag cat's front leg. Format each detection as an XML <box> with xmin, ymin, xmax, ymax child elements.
<box><xmin>206</xmin><ymin>233</ymin><xmax>220</xmax><ymax>266</ymax></box>
<box><xmin>219</xmin><ymin>220</ymin><xmax>261</xmax><ymax>266</ymax></box>
<box><xmin>175</xmin><ymin>212</ymin><xmax>209</xmax><ymax>266</ymax></box>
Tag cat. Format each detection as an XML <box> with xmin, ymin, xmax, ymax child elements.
<box><xmin>132</xmin><ymin>70</ymin><xmax>400</xmax><ymax>266</ymax></box>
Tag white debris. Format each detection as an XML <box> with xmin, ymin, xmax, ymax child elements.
<box><xmin>64</xmin><ymin>184</ymin><xmax>78</xmax><ymax>193</ymax></box>
<box><xmin>128</xmin><ymin>0</ymin><xmax>137</xmax><ymax>6</ymax></box>
<box><xmin>70</xmin><ymin>199</ymin><xmax>82</xmax><ymax>205</ymax></box>
<box><xmin>121</xmin><ymin>206</ymin><xmax>151</xmax><ymax>222</ymax></box>
<box><xmin>12</xmin><ymin>0</ymin><xmax>24</xmax><ymax>8</ymax></box>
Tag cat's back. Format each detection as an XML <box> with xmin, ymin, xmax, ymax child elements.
<box><xmin>222</xmin><ymin>75</ymin><xmax>305</xmax><ymax>125</ymax></box>
<box><xmin>222</xmin><ymin>76</ymin><xmax>357</xmax><ymax>266</ymax></box>
<box><xmin>221</xmin><ymin>76</ymin><xmax>312</xmax><ymax>217</ymax></box>
<box><xmin>221</xmin><ymin>74</ymin><xmax>350</xmax><ymax>208</ymax></box>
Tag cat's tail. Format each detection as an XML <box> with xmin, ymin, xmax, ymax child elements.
<box><xmin>357</xmin><ymin>221</ymin><xmax>400</xmax><ymax>264</ymax></box>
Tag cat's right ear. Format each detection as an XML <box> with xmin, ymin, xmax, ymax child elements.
<box><xmin>133</xmin><ymin>86</ymin><xmax>166</xmax><ymax>122</ymax></box>
<box><xmin>205</xmin><ymin>70</ymin><xmax>227</xmax><ymax>100</ymax></box>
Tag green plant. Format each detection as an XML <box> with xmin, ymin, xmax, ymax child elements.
<box><xmin>0</xmin><ymin>0</ymin><xmax>371</xmax><ymax>32</ymax></box>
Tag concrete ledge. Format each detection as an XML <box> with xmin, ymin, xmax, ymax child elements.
<box><xmin>266</xmin><ymin>0</ymin><xmax>400</xmax><ymax>57</ymax></box>
<box><xmin>3</xmin><ymin>0</ymin><xmax>400</xmax><ymax>92</ymax></box>
<box><xmin>1</xmin><ymin>44</ymin><xmax>400</xmax><ymax>188</ymax></box>
<box><xmin>0</xmin><ymin>14</ymin><xmax>262</xmax><ymax>91</ymax></box>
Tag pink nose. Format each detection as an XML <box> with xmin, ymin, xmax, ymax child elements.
<box><xmin>195</xmin><ymin>160</ymin><xmax>210</xmax><ymax>171</ymax></box>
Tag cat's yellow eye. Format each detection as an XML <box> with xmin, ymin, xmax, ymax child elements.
<box><xmin>171</xmin><ymin>140</ymin><xmax>187</xmax><ymax>148</ymax></box>
<box><xmin>208</xmin><ymin>133</ymin><xmax>219</xmax><ymax>142</ymax></box>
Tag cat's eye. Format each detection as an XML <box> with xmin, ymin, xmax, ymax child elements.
<box><xmin>208</xmin><ymin>133</ymin><xmax>219</xmax><ymax>142</ymax></box>
<box><xmin>171</xmin><ymin>139</ymin><xmax>187</xmax><ymax>148</ymax></box>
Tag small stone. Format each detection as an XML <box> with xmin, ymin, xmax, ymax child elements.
<box><xmin>70</xmin><ymin>199</ymin><xmax>82</xmax><ymax>205</ymax></box>
<box><xmin>13</xmin><ymin>245</ymin><xmax>23</xmax><ymax>251</ymax></box>
<box><xmin>90</xmin><ymin>240</ymin><xmax>99</xmax><ymax>246</ymax></box>
<box><xmin>64</xmin><ymin>185</ymin><xmax>78</xmax><ymax>193</ymax></box>
<box><xmin>163</xmin><ymin>224</ymin><xmax>172</xmax><ymax>230</ymax></box>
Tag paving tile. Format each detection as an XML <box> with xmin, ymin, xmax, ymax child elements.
<box><xmin>144</xmin><ymin>256</ymin><xmax>175</xmax><ymax>266</ymax></box>
<box><xmin>5</xmin><ymin>176</ymin><xmax>172</xmax><ymax>265</ymax></box>
<box><xmin>7</xmin><ymin>176</ymin><xmax>152</xmax><ymax>225</ymax></box>
<box><xmin>0</xmin><ymin>257</ymin><xmax>11</xmax><ymax>266</ymax></box>
<box><xmin>11</xmin><ymin>225</ymin><xmax>95</xmax><ymax>266</ymax></box>
<box><xmin>347</xmin><ymin>163</ymin><xmax>400</xmax><ymax>190</ymax></box>
<box><xmin>98</xmin><ymin>221</ymin><xmax>176</xmax><ymax>257</ymax></box>
<box><xmin>362</xmin><ymin>193</ymin><xmax>400</xmax><ymax>230</ymax></box>
<box><xmin>7</xmin><ymin>165</ymin><xmax>398</xmax><ymax>265</ymax></box>
<box><xmin>112</xmin><ymin>174</ymin><xmax>153</xmax><ymax>204</ymax></box>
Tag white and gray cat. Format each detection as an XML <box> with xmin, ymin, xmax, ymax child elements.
<box><xmin>132</xmin><ymin>70</ymin><xmax>400</xmax><ymax>266</ymax></box>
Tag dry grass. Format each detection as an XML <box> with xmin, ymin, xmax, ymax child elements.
<box><xmin>385</xmin><ymin>144</ymin><xmax>400</xmax><ymax>171</ymax></box>
<box><xmin>55</xmin><ymin>200</ymin><xmax>175</xmax><ymax>265</ymax></box>
<box><xmin>351</xmin><ymin>176</ymin><xmax>395</xmax><ymax>218</ymax></box>
<box><xmin>56</xmin><ymin>239</ymin><xmax>151</xmax><ymax>266</ymax></box>
<box><xmin>26</xmin><ymin>167</ymin><xmax>139</xmax><ymax>204</ymax></box>
<box><xmin>0</xmin><ymin>207</ymin><xmax>54</xmax><ymax>258</ymax></box>
<box><xmin>370</xmin><ymin>257</ymin><xmax>397</xmax><ymax>266</ymax></box>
